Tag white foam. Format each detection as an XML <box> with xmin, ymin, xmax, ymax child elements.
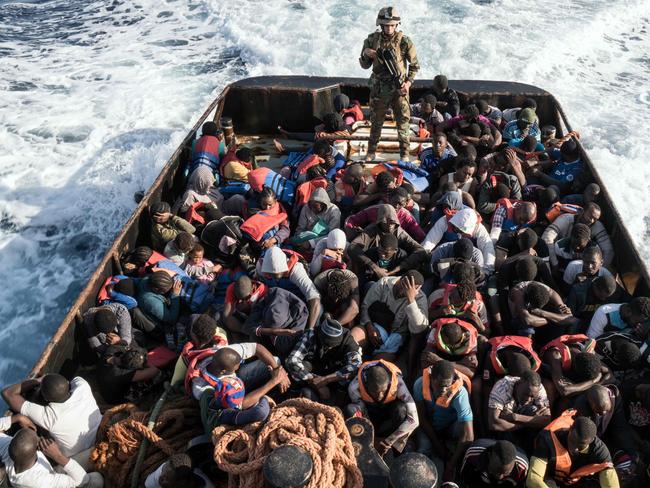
<box><xmin>0</xmin><ymin>0</ymin><xmax>649</xmax><ymax>386</ymax></box>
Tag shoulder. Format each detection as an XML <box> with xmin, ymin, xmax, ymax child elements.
<box><xmin>590</xmin><ymin>437</ymin><xmax>613</xmax><ymax>463</ymax></box>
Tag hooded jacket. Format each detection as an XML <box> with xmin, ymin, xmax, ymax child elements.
<box><xmin>296</xmin><ymin>188</ymin><xmax>341</xmax><ymax>235</ymax></box>
<box><xmin>348</xmin><ymin>205</ymin><xmax>426</xmax><ymax>273</ymax></box>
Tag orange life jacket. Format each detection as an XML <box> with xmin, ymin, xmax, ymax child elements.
<box><xmin>371</xmin><ymin>163</ymin><xmax>404</xmax><ymax>187</ymax></box>
<box><xmin>488</xmin><ymin>336</ymin><xmax>541</xmax><ymax>375</ymax></box>
<box><xmin>544</xmin><ymin>409</ymin><xmax>613</xmax><ymax>484</ymax></box>
<box><xmin>239</xmin><ymin>203</ymin><xmax>288</xmax><ymax>243</ymax></box>
<box><xmin>295</xmin><ymin>154</ymin><xmax>325</xmax><ymax>177</ymax></box>
<box><xmin>540</xmin><ymin>334</ymin><xmax>597</xmax><ymax>372</ymax></box>
<box><xmin>357</xmin><ymin>360</ymin><xmax>402</xmax><ymax>404</ymax></box>
<box><xmin>342</xmin><ymin>102</ymin><xmax>364</xmax><ymax>122</ymax></box>
<box><xmin>545</xmin><ymin>202</ymin><xmax>582</xmax><ymax>223</ymax></box>
<box><xmin>430</xmin><ymin>283</ymin><xmax>483</xmax><ymax>320</ymax></box>
<box><xmin>97</xmin><ymin>276</ymin><xmax>119</xmax><ymax>304</ymax></box>
<box><xmin>493</xmin><ymin>198</ymin><xmax>536</xmax><ymax>231</ymax></box>
<box><xmin>138</xmin><ymin>251</ymin><xmax>167</xmax><ymax>276</ymax></box>
<box><xmin>185</xmin><ymin>201</ymin><xmax>208</xmax><ymax>225</ymax></box>
<box><xmin>422</xmin><ymin>367</ymin><xmax>472</xmax><ymax>406</ymax></box>
<box><xmin>295</xmin><ymin>178</ymin><xmax>329</xmax><ymax>206</ymax></box>
<box><xmin>182</xmin><ymin>340</ymin><xmax>227</xmax><ymax>395</ymax></box>
<box><xmin>430</xmin><ymin>318</ymin><xmax>478</xmax><ymax>357</ymax></box>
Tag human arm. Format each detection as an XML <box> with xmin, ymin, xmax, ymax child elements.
<box><xmin>382</xmin><ymin>379</ymin><xmax>419</xmax><ymax>451</ymax></box>
<box><xmin>489</xmin><ymin>206</ymin><xmax>506</xmax><ymax>244</ymax></box>
<box><xmin>526</xmin><ymin>457</ymin><xmax>550</xmax><ymax>488</ymax></box>
<box><xmin>2</xmin><ymin>378</ymin><xmax>41</xmax><ymax>413</ymax></box>
<box><xmin>132</xmin><ymin>366</ymin><xmax>161</xmax><ymax>383</ymax></box>
<box><xmin>548</xmin><ymin>350</ymin><xmax>601</xmax><ymax>397</ymax></box>
<box><xmin>38</xmin><ymin>437</ymin><xmax>88</xmax><ymax>488</ymax></box>
<box><xmin>359</xmin><ymin>35</ymin><xmax>375</xmax><ymax>69</ymax></box>
<box><xmin>114</xmin><ymin>304</ymin><xmax>133</xmax><ymax>346</ymax></box>
<box><xmin>415</xmin><ymin>400</ymin><xmax>447</xmax><ymax>458</ymax></box>
<box><xmin>170</xmin><ymin>215</ymin><xmax>196</xmax><ymax>234</ymax></box>
<box><xmin>285</xmin><ymin>332</ymin><xmax>315</xmax><ymax>381</ymax></box>
<box><xmin>398</xmin><ymin>209</ymin><xmax>426</xmax><ymax>241</ymax></box>
<box><xmin>598</xmin><ymin>468</ymin><xmax>620</xmax><ymax>488</ymax></box>
<box><xmin>242</xmin><ymin>367</ymin><xmax>290</xmax><ymax>409</ymax></box>
<box><xmin>421</xmin><ymin>217</ymin><xmax>446</xmax><ymax>251</ymax></box>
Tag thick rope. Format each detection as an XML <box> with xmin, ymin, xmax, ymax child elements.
<box><xmin>90</xmin><ymin>396</ymin><xmax>202</xmax><ymax>487</ymax></box>
<box><xmin>212</xmin><ymin>398</ymin><xmax>363</xmax><ymax>488</ymax></box>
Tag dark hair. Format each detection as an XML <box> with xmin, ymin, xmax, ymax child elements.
<box><xmin>488</xmin><ymin>440</ymin><xmax>517</xmax><ymax>466</ymax></box>
<box><xmin>495</xmin><ymin>182</ymin><xmax>511</xmax><ymax>200</ymax></box>
<box><xmin>233</xmin><ymin>275</ymin><xmax>253</xmax><ymax>300</ymax></box>
<box><xmin>94</xmin><ymin>309</ymin><xmax>118</xmax><ymax>334</ymax></box>
<box><xmin>630</xmin><ymin>297</ymin><xmax>650</xmax><ymax>320</ymax></box>
<box><xmin>570</xmin><ymin>352</ymin><xmax>602</xmax><ymax>383</ymax></box>
<box><xmin>611</xmin><ymin>338</ymin><xmax>641</xmax><ymax>365</ymax></box>
<box><xmin>306</xmin><ymin>165</ymin><xmax>326</xmax><ymax>181</ymax></box>
<box><xmin>333</xmin><ymin>93</ymin><xmax>350</xmax><ymax>112</ymax></box>
<box><xmin>41</xmin><ymin>374</ymin><xmax>69</xmax><ymax>403</ymax></box>
<box><xmin>113</xmin><ymin>278</ymin><xmax>135</xmax><ymax>297</ymax></box>
<box><xmin>521</xmin><ymin>98</ymin><xmax>537</xmax><ymax>111</ymax></box>
<box><xmin>376</xmin><ymin>171</ymin><xmax>396</xmax><ymax>190</ymax></box>
<box><xmin>423</xmin><ymin>94</ymin><xmax>438</xmax><ymax>106</ymax></box>
<box><xmin>507</xmin><ymin>352</ymin><xmax>533</xmax><ymax>376</ymax></box>
<box><xmin>517</xmin><ymin>228</ymin><xmax>538</xmax><ymax>251</ymax></box>
<box><xmin>455</xmin><ymin>158</ymin><xmax>477</xmax><ymax>171</ymax></box>
<box><xmin>259</xmin><ymin>186</ymin><xmax>277</xmax><ymax>202</ymax></box>
<box><xmin>431</xmin><ymin>359</ymin><xmax>455</xmax><ymax>380</ymax></box>
<box><xmin>456</xmin><ymin>281</ymin><xmax>477</xmax><ymax>303</ymax></box>
<box><xmin>571</xmin><ymin>223</ymin><xmax>591</xmax><ymax>243</ymax></box>
<box><xmin>521</xmin><ymin>135</ymin><xmax>538</xmax><ymax>152</ymax></box>
<box><xmin>312</xmin><ymin>139</ymin><xmax>331</xmax><ymax>158</ymax></box>
<box><xmin>191</xmin><ymin>314</ymin><xmax>217</xmax><ymax>346</ymax></box>
<box><xmin>368</xmin><ymin>301</ymin><xmax>395</xmax><ymax>328</ymax></box>
<box><xmin>323</xmin><ymin>113</ymin><xmax>345</xmax><ymax>132</ymax></box>
<box><xmin>121</xmin><ymin>348</ymin><xmax>147</xmax><ymax>370</ymax></box>
<box><xmin>453</xmin><ymin>238</ymin><xmax>474</xmax><ymax>261</ymax></box>
<box><xmin>379</xmin><ymin>233</ymin><xmax>398</xmax><ymax>250</ymax></box>
<box><xmin>149</xmin><ymin>272</ymin><xmax>174</xmax><ymax>294</ymax></box>
<box><xmin>457</xmin><ymin>145</ymin><xmax>477</xmax><ymax>163</ymax></box>
<box><xmin>452</xmin><ymin>261</ymin><xmax>475</xmax><ymax>284</ymax></box>
<box><xmin>525</xmin><ymin>282</ymin><xmax>550</xmax><ymax>309</ymax></box>
<box><xmin>404</xmin><ymin>269</ymin><xmax>424</xmax><ymax>286</ymax></box>
<box><xmin>440</xmin><ymin>322</ymin><xmax>463</xmax><ymax>346</ymax></box>
<box><xmin>433</xmin><ymin>74</ymin><xmax>448</xmax><ymax>90</ymax></box>
<box><xmin>560</xmin><ymin>139</ymin><xmax>580</xmax><ymax>161</ymax></box>
<box><xmin>475</xmin><ymin>99</ymin><xmax>489</xmax><ymax>114</ymax></box>
<box><xmin>515</xmin><ymin>257</ymin><xmax>538</xmax><ymax>282</ymax></box>
<box><xmin>582</xmin><ymin>246</ymin><xmax>603</xmax><ymax>260</ymax></box>
<box><xmin>364</xmin><ymin>364</ymin><xmax>390</xmax><ymax>389</ymax></box>
<box><xmin>520</xmin><ymin>369</ymin><xmax>541</xmax><ymax>386</ymax></box>
<box><xmin>236</xmin><ymin>147</ymin><xmax>253</xmax><ymax>163</ymax></box>
<box><xmin>539</xmin><ymin>187</ymin><xmax>560</xmax><ymax>209</ymax></box>
<box><xmin>465</xmin><ymin>123</ymin><xmax>482</xmax><ymax>138</ymax></box>
<box><xmin>463</xmin><ymin>104</ymin><xmax>480</xmax><ymax>120</ymax></box>
<box><xmin>189</xmin><ymin>243</ymin><xmax>205</xmax><ymax>257</ymax></box>
<box><xmin>213</xmin><ymin>347</ymin><xmax>241</xmax><ymax>371</ymax></box>
<box><xmin>174</xmin><ymin>232</ymin><xmax>195</xmax><ymax>253</ymax></box>
<box><xmin>130</xmin><ymin>246</ymin><xmax>154</xmax><ymax>266</ymax></box>
<box><xmin>325</xmin><ymin>269</ymin><xmax>353</xmax><ymax>303</ymax></box>
<box><xmin>202</xmin><ymin>121</ymin><xmax>219</xmax><ymax>137</ymax></box>
<box><xmin>389</xmin><ymin>187</ymin><xmax>409</xmax><ymax>205</ymax></box>
<box><xmin>572</xmin><ymin>416</ymin><xmax>597</xmax><ymax>442</ymax></box>
<box><xmin>149</xmin><ymin>201</ymin><xmax>171</xmax><ymax>215</ymax></box>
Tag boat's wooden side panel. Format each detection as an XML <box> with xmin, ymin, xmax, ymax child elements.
<box><xmin>29</xmin><ymin>77</ymin><xmax>649</xmax><ymax>380</ymax></box>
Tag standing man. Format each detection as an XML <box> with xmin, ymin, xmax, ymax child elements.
<box><xmin>360</xmin><ymin>7</ymin><xmax>420</xmax><ymax>162</ymax></box>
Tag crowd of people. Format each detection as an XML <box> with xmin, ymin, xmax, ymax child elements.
<box><xmin>1</xmin><ymin>79</ymin><xmax>650</xmax><ymax>488</ymax></box>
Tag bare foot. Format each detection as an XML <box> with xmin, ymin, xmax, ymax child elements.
<box><xmin>273</xmin><ymin>138</ymin><xmax>285</xmax><ymax>154</ymax></box>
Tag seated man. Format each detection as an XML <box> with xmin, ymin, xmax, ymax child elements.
<box><xmin>136</xmin><ymin>272</ymin><xmax>183</xmax><ymax>330</ymax></box>
<box><xmin>292</xmin><ymin>188</ymin><xmax>341</xmax><ymax>249</ymax></box>
<box><xmin>2</xmin><ymin>374</ymin><xmax>101</xmax><ymax>468</ymax></box>
<box><xmin>502</xmin><ymin>108</ymin><xmax>540</xmax><ymax>143</ymax></box>
<box><xmin>587</xmin><ymin>297</ymin><xmax>650</xmax><ymax>339</ymax></box>
<box><xmin>476</xmin><ymin>99</ymin><xmax>504</xmax><ymax>127</ymax></box>
<box><xmin>439</xmin><ymin>158</ymin><xmax>478</xmax><ymax>195</ymax></box>
<box><xmin>313</xmin><ymin>268</ymin><xmax>360</xmax><ymax>327</ymax></box>
<box><xmin>357</xmin><ymin>233</ymin><xmax>407</xmax><ymax>287</ymax></box>
<box><xmin>149</xmin><ymin>201</ymin><xmax>196</xmax><ymax>252</ymax></box>
<box><xmin>221</xmin><ymin>275</ymin><xmax>267</xmax><ymax>336</ymax></box>
<box><xmin>220</xmin><ymin>146</ymin><xmax>255</xmax><ymax>183</ymax></box>
<box><xmin>553</xmin><ymin>225</ymin><xmax>594</xmax><ymax>272</ymax></box>
<box><xmin>414</xmin><ymin>360</ymin><xmax>474</xmax><ymax>481</ymax></box>
<box><xmin>458</xmin><ymin>439</ymin><xmax>529</xmax><ymax>488</ymax></box>
<box><xmin>421</xmin><ymin>317</ymin><xmax>479</xmax><ymax>379</ymax></box>
<box><xmin>429</xmin><ymin>238</ymin><xmax>484</xmax><ymax>288</ymax></box>
<box><xmin>333</xmin><ymin>164</ymin><xmax>368</xmax><ymax>212</ymax></box>
<box><xmin>476</xmin><ymin>171</ymin><xmax>523</xmax><ymax>218</ymax></box>
<box><xmin>567</xmin><ymin>275</ymin><xmax>629</xmax><ymax>327</ymax></box>
<box><xmin>82</xmin><ymin>303</ymin><xmax>134</xmax><ymax>356</ymax></box>
<box><xmin>410</xmin><ymin>94</ymin><xmax>445</xmax><ymax>129</ymax></box>
<box><xmin>432</xmin><ymin>74</ymin><xmax>460</xmax><ymax>117</ymax></box>
<box><xmin>542</xmin><ymin>202</ymin><xmax>613</xmax><ymax>268</ymax></box>
<box><xmin>529</xmin><ymin>139</ymin><xmax>583</xmax><ymax>194</ymax></box>
<box><xmin>97</xmin><ymin>346</ymin><xmax>161</xmax><ymax>405</ymax></box>
<box><xmin>422</xmin><ymin>208</ymin><xmax>496</xmax><ymax>274</ymax></box>
<box><xmin>541</xmin><ymin>335</ymin><xmax>612</xmax><ymax>401</ymax></box>
<box><xmin>487</xmin><ymin>370</ymin><xmax>551</xmax><ymax>448</ymax></box>
<box><xmin>242</xmin><ymin>287</ymin><xmax>308</xmax><ymax>357</ymax></box>
<box><xmin>562</xmin><ymin>246</ymin><xmax>612</xmax><ymax>287</ymax></box>
<box><xmin>489</xmin><ymin>199</ymin><xmax>537</xmax><ymax>264</ymax></box>
<box><xmin>256</xmin><ymin>246</ymin><xmax>321</xmax><ymax>330</ymax></box>
<box><xmin>419</xmin><ymin>133</ymin><xmax>457</xmax><ymax>183</ymax></box>
<box><xmin>346</xmin><ymin>360</ymin><xmax>419</xmax><ymax>455</ymax></box>
<box><xmin>527</xmin><ymin>413</ymin><xmax>618</xmax><ymax>488</ymax></box>
<box><xmin>286</xmin><ymin>316</ymin><xmax>362</xmax><ymax>401</ymax></box>
<box><xmin>0</xmin><ymin>428</ymin><xmax>103</xmax><ymax>487</ymax></box>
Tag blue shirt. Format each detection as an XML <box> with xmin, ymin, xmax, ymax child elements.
<box><xmin>509</xmin><ymin>139</ymin><xmax>545</xmax><ymax>151</ymax></box>
<box><xmin>413</xmin><ymin>377</ymin><xmax>473</xmax><ymax>430</ymax></box>
<box><xmin>419</xmin><ymin>147</ymin><xmax>455</xmax><ymax>173</ymax></box>
<box><xmin>550</xmin><ymin>158</ymin><xmax>583</xmax><ymax>184</ymax></box>
<box><xmin>502</xmin><ymin>120</ymin><xmax>540</xmax><ymax>142</ymax></box>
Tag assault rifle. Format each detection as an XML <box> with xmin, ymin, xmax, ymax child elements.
<box><xmin>376</xmin><ymin>47</ymin><xmax>405</xmax><ymax>89</ymax></box>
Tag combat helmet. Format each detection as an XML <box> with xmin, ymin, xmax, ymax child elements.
<box><xmin>376</xmin><ymin>6</ymin><xmax>400</xmax><ymax>26</ymax></box>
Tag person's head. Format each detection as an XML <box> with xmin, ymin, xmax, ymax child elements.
<box><xmin>190</xmin><ymin>314</ymin><xmax>218</xmax><ymax>348</ymax></box>
<box><xmin>495</xmin><ymin>182</ymin><xmax>511</xmax><ymax>200</ymax></box>
<box><xmin>121</xmin><ymin>348</ymin><xmax>148</xmax><ymax>370</ymax></box>
<box><xmin>9</xmin><ymin>428</ymin><xmax>38</xmax><ymax>469</ymax></box>
<box><xmin>322</xmin><ymin>112</ymin><xmax>345</xmax><ymax>133</ymax></box>
<box><xmin>462</xmin><ymin>104</ymin><xmax>480</xmax><ymax>123</ymax></box>
<box><xmin>428</xmin><ymin>360</ymin><xmax>456</xmax><ymax>398</ymax></box>
<box><xmin>581</xmin><ymin>246</ymin><xmax>603</xmax><ymax>276</ymax></box>
<box><xmin>130</xmin><ymin>246</ymin><xmax>154</xmax><ymax>267</ymax></box>
<box><xmin>569</xmin><ymin>352</ymin><xmax>602</xmax><ymax>383</ymax></box>
<box><xmin>326</xmin><ymin>229</ymin><xmax>346</xmax><ymax>253</ymax></box>
<box><xmin>517</xmin><ymin>228</ymin><xmax>538</xmax><ymax>252</ymax></box>
<box><xmin>440</xmin><ymin>322</ymin><xmax>464</xmax><ymax>349</ymax></box>
<box><xmin>40</xmin><ymin>374</ymin><xmax>70</xmax><ymax>404</ymax></box>
<box><xmin>521</xmin><ymin>98</ymin><xmax>537</xmax><ymax>112</ymax></box>
<box><xmin>202</xmin><ymin>121</ymin><xmax>219</xmax><ymax>137</ymax></box>
<box><xmin>568</xmin><ymin>416</ymin><xmax>597</xmax><ymax>455</ymax></box>
<box><xmin>174</xmin><ymin>232</ymin><xmax>195</xmax><ymax>254</ymax></box>
<box><xmin>577</xmin><ymin>202</ymin><xmax>601</xmax><ymax>227</ymax></box>
<box><xmin>258</xmin><ymin>187</ymin><xmax>277</xmax><ymax>211</ymax></box>
<box><xmin>514</xmin><ymin>369</ymin><xmax>542</xmax><ymax>405</ymax></box>
<box><xmin>368</xmin><ymin>301</ymin><xmax>395</xmax><ymax>329</ymax></box>
<box><xmin>312</xmin><ymin>139</ymin><xmax>333</xmax><ymax>165</ymax></box>
<box><xmin>507</xmin><ymin>352</ymin><xmax>534</xmax><ymax>376</ymax></box>
<box><xmin>376</xmin><ymin>171</ymin><xmax>397</xmax><ymax>191</ymax></box>
<box><xmin>211</xmin><ymin>347</ymin><xmax>242</xmax><ymax>375</ymax></box>
<box><xmin>235</xmin><ymin>146</ymin><xmax>254</xmax><ymax>164</ymax></box>
<box><xmin>486</xmin><ymin>440</ymin><xmax>518</xmax><ymax>481</ymax></box>
<box><xmin>324</xmin><ymin>269</ymin><xmax>353</xmax><ymax>304</ymax></box>
<box><xmin>389</xmin><ymin>187</ymin><xmax>409</xmax><ymax>210</ymax></box>
<box><xmin>432</xmin><ymin>74</ymin><xmax>449</xmax><ymax>95</ymax></box>
<box><xmin>622</xmin><ymin>297</ymin><xmax>650</xmax><ymax>328</ymax></box>
<box><xmin>570</xmin><ymin>223</ymin><xmax>591</xmax><ymax>253</ymax></box>
<box><xmin>539</xmin><ymin>186</ymin><xmax>560</xmax><ymax>209</ymax></box>
<box><xmin>342</xmin><ymin>164</ymin><xmax>363</xmax><ymax>185</ymax></box>
<box><xmin>393</xmin><ymin>270</ymin><xmax>424</xmax><ymax>298</ymax></box>
<box><xmin>159</xmin><ymin>453</ymin><xmax>200</xmax><ymax>488</ymax></box>
<box><xmin>376</xmin><ymin>204</ymin><xmax>399</xmax><ymax>233</ymax></box>
<box><xmin>583</xmin><ymin>183</ymin><xmax>600</xmax><ymax>204</ymax></box>
<box><xmin>586</xmin><ymin>384</ymin><xmax>613</xmax><ymax>417</ymax></box>
<box><xmin>560</xmin><ymin>139</ymin><xmax>580</xmax><ymax>162</ymax></box>
<box><xmin>514</xmin><ymin>202</ymin><xmax>537</xmax><ymax>225</ymax></box>
<box><xmin>516</xmin><ymin>108</ymin><xmax>536</xmax><ymax>132</ymax></box>
<box><xmin>452</xmin><ymin>238</ymin><xmax>474</xmax><ymax>262</ymax></box>
<box><xmin>454</xmin><ymin>159</ymin><xmax>477</xmax><ymax>182</ymax></box>
<box><xmin>363</xmin><ymin>364</ymin><xmax>392</xmax><ymax>403</ymax></box>
<box><xmin>525</xmin><ymin>282</ymin><xmax>550</xmax><ymax>310</ymax></box>
<box><xmin>316</xmin><ymin>314</ymin><xmax>345</xmax><ymax>349</ymax></box>
<box><xmin>433</xmin><ymin>133</ymin><xmax>447</xmax><ymax>155</ymax></box>
<box><xmin>457</xmin><ymin>144</ymin><xmax>477</xmax><ymax>163</ymax></box>
<box><xmin>451</xmin><ymin>261</ymin><xmax>475</xmax><ymax>285</ymax></box>
<box><xmin>591</xmin><ymin>274</ymin><xmax>617</xmax><ymax>301</ymax></box>
<box><xmin>333</xmin><ymin>93</ymin><xmax>350</xmax><ymax>112</ymax></box>
<box><xmin>113</xmin><ymin>278</ymin><xmax>135</xmax><ymax>297</ymax></box>
<box><xmin>475</xmin><ymin>99</ymin><xmax>489</xmax><ymax>115</ymax></box>
<box><xmin>520</xmin><ymin>135</ymin><xmax>538</xmax><ymax>153</ymax></box>
<box><xmin>94</xmin><ymin>308</ymin><xmax>118</xmax><ymax>334</ymax></box>
<box><xmin>149</xmin><ymin>271</ymin><xmax>174</xmax><ymax>294</ymax></box>
<box><xmin>188</xmin><ymin>244</ymin><xmax>205</xmax><ymax>265</ymax></box>
<box><xmin>150</xmin><ymin>201</ymin><xmax>171</xmax><ymax>224</ymax></box>
<box><xmin>420</xmin><ymin>94</ymin><xmax>437</xmax><ymax>116</ymax></box>
<box><xmin>308</xmin><ymin>196</ymin><xmax>327</xmax><ymax>214</ymax></box>
<box><xmin>515</xmin><ymin>256</ymin><xmax>538</xmax><ymax>282</ymax></box>
<box><xmin>261</xmin><ymin>246</ymin><xmax>288</xmax><ymax>278</ymax></box>
<box><xmin>233</xmin><ymin>275</ymin><xmax>253</xmax><ymax>302</ymax></box>
<box><xmin>305</xmin><ymin>164</ymin><xmax>326</xmax><ymax>182</ymax></box>
<box><xmin>378</xmin><ymin>233</ymin><xmax>399</xmax><ymax>263</ymax></box>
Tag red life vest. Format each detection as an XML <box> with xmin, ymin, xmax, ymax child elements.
<box><xmin>371</xmin><ymin>163</ymin><xmax>404</xmax><ymax>187</ymax></box>
<box><xmin>295</xmin><ymin>178</ymin><xmax>329</xmax><ymax>206</ymax></box>
<box><xmin>544</xmin><ymin>409</ymin><xmax>613</xmax><ymax>484</ymax></box>
<box><xmin>218</xmin><ymin>146</ymin><xmax>252</xmax><ymax>177</ymax></box>
<box><xmin>334</xmin><ymin>169</ymin><xmax>367</xmax><ymax>204</ymax></box>
<box><xmin>421</xmin><ymin>367</ymin><xmax>472</xmax><ymax>406</ymax></box>
<box><xmin>493</xmin><ymin>198</ymin><xmax>536</xmax><ymax>231</ymax></box>
<box><xmin>182</xmin><ymin>341</ymin><xmax>226</xmax><ymax>395</ymax></box>
<box><xmin>342</xmin><ymin>102</ymin><xmax>364</xmax><ymax>122</ymax></box>
<box><xmin>488</xmin><ymin>336</ymin><xmax>541</xmax><ymax>375</ymax></box>
<box><xmin>430</xmin><ymin>318</ymin><xmax>478</xmax><ymax>357</ymax></box>
<box><xmin>191</xmin><ymin>135</ymin><xmax>221</xmax><ymax>173</ymax></box>
<box><xmin>431</xmin><ymin>283</ymin><xmax>483</xmax><ymax>317</ymax></box>
<box><xmin>546</xmin><ymin>202</ymin><xmax>582</xmax><ymax>223</ymax></box>
<box><xmin>357</xmin><ymin>360</ymin><xmax>402</xmax><ymax>404</ymax></box>
<box><xmin>295</xmin><ymin>154</ymin><xmax>325</xmax><ymax>177</ymax></box>
<box><xmin>540</xmin><ymin>334</ymin><xmax>597</xmax><ymax>372</ymax></box>
<box><xmin>185</xmin><ymin>201</ymin><xmax>208</xmax><ymax>226</ymax></box>
<box><xmin>138</xmin><ymin>251</ymin><xmax>167</xmax><ymax>276</ymax></box>
<box><xmin>97</xmin><ymin>276</ymin><xmax>120</xmax><ymax>304</ymax></box>
<box><xmin>240</xmin><ymin>203</ymin><xmax>288</xmax><ymax>243</ymax></box>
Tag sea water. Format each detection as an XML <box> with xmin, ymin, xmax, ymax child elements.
<box><xmin>0</xmin><ymin>0</ymin><xmax>648</xmax><ymax>387</ymax></box>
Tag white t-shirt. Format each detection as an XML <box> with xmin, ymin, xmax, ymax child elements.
<box><xmin>562</xmin><ymin>260</ymin><xmax>612</xmax><ymax>286</ymax></box>
<box><xmin>190</xmin><ymin>343</ymin><xmax>257</xmax><ymax>400</ymax></box>
<box><xmin>587</xmin><ymin>303</ymin><xmax>624</xmax><ymax>339</ymax></box>
<box><xmin>20</xmin><ymin>377</ymin><xmax>101</xmax><ymax>458</ymax></box>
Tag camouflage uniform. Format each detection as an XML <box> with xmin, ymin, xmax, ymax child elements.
<box><xmin>359</xmin><ymin>30</ymin><xmax>419</xmax><ymax>158</ymax></box>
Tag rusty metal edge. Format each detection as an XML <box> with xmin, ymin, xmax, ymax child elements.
<box><xmin>28</xmin><ymin>84</ymin><xmax>232</xmax><ymax>378</ymax></box>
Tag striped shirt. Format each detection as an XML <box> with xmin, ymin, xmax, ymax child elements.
<box><xmin>460</xmin><ymin>438</ymin><xmax>529</xmax><ymax>487</ymax></box>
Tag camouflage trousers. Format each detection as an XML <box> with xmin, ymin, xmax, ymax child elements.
<box><xmin>368</xmin><ymin>79</ymin><xmax>411</xmax><ymax>156</ymax></box>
